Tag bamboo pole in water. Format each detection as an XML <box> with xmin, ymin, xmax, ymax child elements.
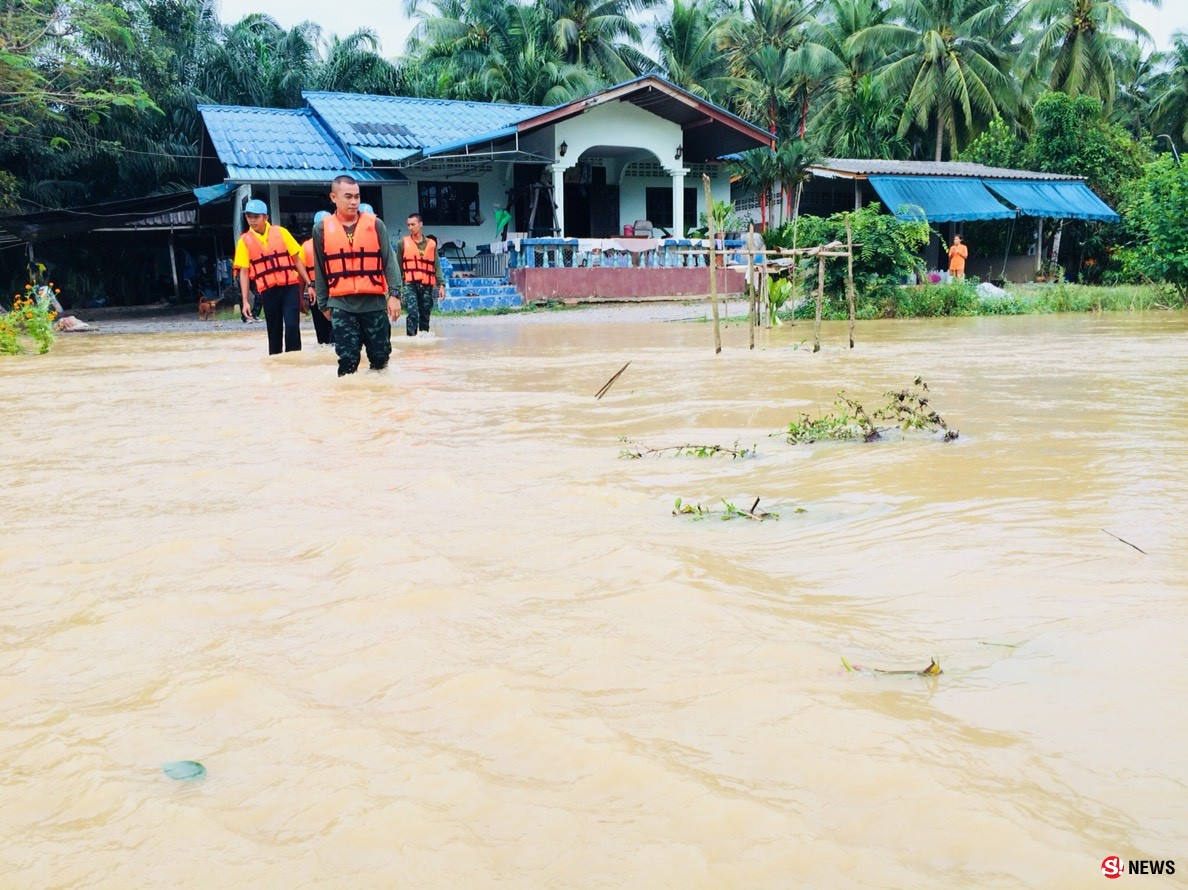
<box><xmin>813</xmin><ymin>255</ymin><xmax>825</xmax><ymax>353</ymax></box>
<box><xmin>703</xmin><ymin>174</ymin><xmax>721</xmax><ymax>355</ymax></box>
<box><xmin>747</xmin><ymin>246</ymin><xmax>755</xmax><ymax>349</ymax></box>
<box><xmin>846</xmin><ymin>217</ymin><xmax>856</xmax><ymax>348</ymax></box>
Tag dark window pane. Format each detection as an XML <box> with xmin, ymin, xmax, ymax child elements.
<box><xmin>644</xmin><ymin>187</ymin><xmax>674</xmax><ymax>228</ymax></box>
<box><xmin>417</xmin><ymin>181</ymin><xmax>480</xmax><ymax>226</ymax></box>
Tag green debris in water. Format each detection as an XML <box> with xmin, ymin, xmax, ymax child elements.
<box><xmin>673</xmin><ymin>497</ymin><xmax>779</xmax><ymax>521</ymax></box>
<box><xmin>842</xmin><ymin>656</ymin><xmax>942</xmax><ymax>676</ymax></box>
<box><xmin>163</xmin><ymin>760</ymin><xmax>206</xmax><ymax>781</ymax></box>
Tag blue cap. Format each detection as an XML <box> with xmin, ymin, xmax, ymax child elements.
<box><xmin>313</xmin><ymin>211</ymin><xmax>330</xmax><ymax>224</ymax></box>
<box><xmin>358</xmin><ymin>203</ymin><xmax>374</xmax><ymax>215</ymax></box>
<box><xmin>244</xmin><ymin>199</ymin><xmax>268</xmax><ymax>215</ymax></box>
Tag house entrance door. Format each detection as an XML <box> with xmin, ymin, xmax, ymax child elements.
<box><xmin>559</xmin><ymin>164</ymin><xmax>618</xmax><ymax>237</ymax></box>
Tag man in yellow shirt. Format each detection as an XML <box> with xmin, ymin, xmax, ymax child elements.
<box><xmin>233</xmin><ymin>199</ymin><xmax>311</xmax><ymax>354</ymax></box>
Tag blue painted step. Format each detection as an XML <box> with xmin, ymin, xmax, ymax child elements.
<box><xmin>447</xmin><ymin>285</ymin><xmax>518</xmax><ymax>297</ymax></box>
<box><xmin>447</xmin><ymin>277</ymin><xmax>507</xmax><ymax>289</ymax></box>
<box><xmin>439</xmin><ymin>291</ymin><xmax>522</xmax><ymax>312</ymax></box>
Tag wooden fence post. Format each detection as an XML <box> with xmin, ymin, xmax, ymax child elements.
<box><xmin>703</xmin><ymin>174</ymin><xmax>721</xmax><ymax>355</ymax></box>
<box><xmin>813</xmin><ymin>255</ymin><xmax>825</xmax><ymax>353</ymax></box>
<box><xmin>747</xmin><ymin>246</ymin><xmax>755</xmax><ymax>349</ymax></box>
<box><xmin>846</xmin><ymin>217</ymin><xmax>856</xmax><ymax>348</ymax></box>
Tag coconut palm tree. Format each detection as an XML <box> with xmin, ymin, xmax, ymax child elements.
<box><xmin>316</xmin><ymin>28</ymin><xmax>405</xmax><ymax>95</ymax></box>
<box><xmin>1149</xmin><ymin>32</ymin><xmax>1188</xmax><ymax>145</ymax></box>
<box><xmin>541</xmin><ymin>0</ymin><xmax>657</xmax><ymax>82</ymax></box>
<box><xmin>1020</xmin><ymin>0</ymin><xmax>1154</xmax><ymax>107</ymax></box>
<box><xmin>476</xmin><ymin>3</ymin><xmax>605</xmax><ymax>104</ymax></box>
<box><xmin>653</xmin><ymin>0</ymin><xmax>735</xmax><ymax>102</ymax></box>
<box><xmin>774</xmin><ymin>136</ymin><xmax>818</xmax><ymax>225</ymax></box>
<box><xmin>721</xmin><ymin>0</ymin><xmax>820</xmax><ymax>137</ymax></box>
<box><xmin>730</xmin><ymin>148</ymin><xmax>778</xmax><ymax>227</ymax></box>
<box><xmin>200</xmin><ymin>14</ymin><xmax>320</xmax><ymax>108</ymax></box>
<box><xmin>818</xmin><ymin>73</ymin><xmax>909</xmax><ymax>158</ymax></box>
<box><xmin>404</xmin><ymin>0</ymin><xmax>602</xmax><ymax>103</ymax></box>
<box><xmin>807</xmin><ymin>0</ymin><xmax>887</xmax><ymax>132</ymax></box>
<box><xmin>1111</xmin><ymin>40</ymin><xmax>1162</xmax><ymax>141</ymax></box>
<box><xmin>851</xmin><ymin>0</ymin><xmax>1018</xmax><ymax>160</ymax></box>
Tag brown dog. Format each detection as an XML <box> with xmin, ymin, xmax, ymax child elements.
<box><xmin>198</xmin><ymin>296</ymin><xmax>219</xmax><ymax>320</ymax></box>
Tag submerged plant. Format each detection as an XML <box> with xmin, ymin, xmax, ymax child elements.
<box><xmin>874</xmin><ymin>377</ymin><xmax>957</xmax><ymax>439</ymax></box>
<box><xmin>620</xmin><ymin>438</ymin><xmax>755</xmax><ymax>459</ymax></box>
<box><xmin>672</xmin><ymin>497</ymin><xmax>783</xmax><ymax>521</ymax></box>
<box><xmin>784</xmin><ymin>394</ymin><xmax>879</xmax><ymax>443</ymax></box>
<box><xmin>783</xmin><ymin>379</ymin><xmax>957</xmax><ymax>443</ymax></box>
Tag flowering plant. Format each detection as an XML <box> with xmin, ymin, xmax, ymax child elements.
<box><xmin>0</xmin><ymin>282</ymin><xmax>59</xmax><ymax>354</ymax></box>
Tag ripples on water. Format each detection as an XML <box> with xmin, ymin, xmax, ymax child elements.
<box><xmin>2</xmin><ymin>313</ymin><xmax>1186</xmax><ymax>887</ymax></box>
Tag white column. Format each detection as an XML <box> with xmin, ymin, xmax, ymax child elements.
<box><xmin>669</xmin><ymin>168</ymin><xmax>687</xmax><ymax>238</ymax></box>
<box><xmin>232</xmin><ymin>184</ymin><xmax>251</xmax><ymax>240</ymax></box>
<box><xmin>551</xmin><ymin>165</ymin><xmax>566</xmax><ymax>236</ymax></box>
<box><xmin>268</xmin><ymin>184</ymin><xmax>280</xmax><ymax>220</ymax></box>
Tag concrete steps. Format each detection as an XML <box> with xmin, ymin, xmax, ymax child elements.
<box><xmin>439</xmin><ymin>274</ymin><xmax>524</xmax><ymax>312</ymax></box>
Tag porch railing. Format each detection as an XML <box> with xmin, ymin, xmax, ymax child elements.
<box><xmin>475</xmin><ymin>237</ymin><xmax>747</xmax><ymax>274</ymax></box>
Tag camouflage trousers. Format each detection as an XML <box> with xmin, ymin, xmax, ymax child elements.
<box><xmin>331</xmin><ymin>308</ymin><xmax>391</xmax><ymax>376</ymax></box>
<box><xmin>401</xmin><ymin>281</ymin><xmax>435</xmax><ymax>336</ymax></box>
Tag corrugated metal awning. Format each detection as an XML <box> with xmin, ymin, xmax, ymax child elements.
<box><xmin>868</xmin><ymin>176</ymin><xmax>1016</xmax><ymax>222</ymax></box>
<box><xmin>984</xmin><ymin>180</ymin><xmax>1119</xmax><ymax>221</ymax></box>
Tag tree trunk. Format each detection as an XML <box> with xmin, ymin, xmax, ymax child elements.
<box><xmin>1050</xmin><ymin>220</ymin><xmax>1065</xmax><ymax>274</ymax></box>
<box><xmin>935</xmin><ymin>115</ymin><xmax>944</xmax><ymax>162</ymax></box>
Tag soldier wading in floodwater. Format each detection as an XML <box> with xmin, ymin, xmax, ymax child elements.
<box><xmin>312</xmin><ymin>176</ymin><xmax>403</xmax><ymax>376</ymax></box>
<box><xmin>396</xmin><ymin>212</ymin><xmax>446</xmax><ymax>337</ymax></box>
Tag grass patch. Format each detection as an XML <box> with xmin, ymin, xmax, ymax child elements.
<box><xmin>789</xmin><ymin>280</ymin><xmax>1179</xmax><ymax>320</ymax></box>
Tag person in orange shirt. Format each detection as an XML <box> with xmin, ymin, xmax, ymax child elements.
<box><xmin>233</xmin><ymin>199</ymin><xmax>311</xmax><ymax>354</ymax></box>
<box><xmin>948</xmin><ymin>234</ymin><xmax>968</xmax><ymax>280</ymax></box>
<box><xmin>302</xmin><ymin>210</ymin><xmax>334</xmax><ymax>347</ymax></box>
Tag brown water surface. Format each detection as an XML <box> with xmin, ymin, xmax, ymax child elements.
<box><xmin>2</xmin><ymin>312</ymin><xmax>1186</xmax><ymax>888</ymax></box>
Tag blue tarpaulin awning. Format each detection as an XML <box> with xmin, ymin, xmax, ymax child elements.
<box><xmin>983</xmin><ymin>179</ymin><xmax>1119</xmax><ymax>222</ymax></box>
<box><xmin>867</xmin><ymin>176</ymin><xmax>1017</xmax><ymax>222</ymax></box>
<box><xmin>193</xmin><ymin>182</ymin><xmax>235</xmax><ymax>205</ymax></box>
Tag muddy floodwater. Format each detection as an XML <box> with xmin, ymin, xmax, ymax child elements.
<box><xmin>2</xmin><ymin>310</ymin><xmax>1186</xmax><ymax>888</ymax></box>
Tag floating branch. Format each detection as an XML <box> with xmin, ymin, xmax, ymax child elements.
<box><xmin>672</xmin><ymin>497</ymin><xmax>783</xmax><ymax>521</ymax></box>
<box><xmin>874</xmin><ymin>377</ymin><xmax>957</xmax><ymax>439</ymax></box>
<box><xmin>595</xmin><ymin>361</ymin><xmax>631</xmax><ymax>400</ymax></box>
<box><xmin>784</xmin><ymin>394</ymin><xmax>880</xmax><ymax>443</ymax></box>
<box><xmin>1100</xmin><ymin>529</ymin><xmax>1147</xmax><ymax>554</ymax></box>
<box><xmin>841</xmin><ymin>656</ymin><xmax>942</xmax><ymax>676</ymax></box>
<box><xmin>784</xmin><ymin>378</ymin><xmax>957</xmax><ymax>444</ymax></box>
<box><xmin>619</xmin><ymin>439</ymin><xmax>755</xmax><ymax>459</ymax></box>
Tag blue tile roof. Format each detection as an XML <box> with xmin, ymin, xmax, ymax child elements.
<box><xmin>302</xmin><ymin>93</ymin><xmax>549</xmax><ymax>161</ymax></box>
<box><xmin>198</xmin><ymin>105</ymin><xmax>355</xmax><ymax>171</ymax></box>
<box><xmin>199</xmin><ymin>104</ymin><xmax>409</xmax><ymax>184</ymax></box>
<box><xmin>223</xmin><ymin>165</ymin><xmax>408</xmax><ymax>184</ymax></box>
<box><xmin>199</xmin><ymin>77</ymin><xmax>769</xmax><ymax>185</ymax></box>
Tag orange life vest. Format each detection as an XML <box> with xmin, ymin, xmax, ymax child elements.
<box><xmin>301</xmin><ymin>239</ymin><xmax>314</xmax><ymax>269</ymax></box>
<box><xmin>241</xmin><ymin>225</ymin><xmax>299</xmax><ymax>291</ymax></box>
<box><xmin>401</xmin><ymin>235</ymin><xmax>437</xmax><ymax>286</ymax></box>
<box><xmin>322</xmin><ymin>213</ymin><xmax>387</xmax><ymax>297</ymax></box>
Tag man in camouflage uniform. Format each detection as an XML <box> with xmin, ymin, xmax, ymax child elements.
<box><xmin>312</xmin><ymin>176</ymin><xmax>403</xmax><ymax>376</ymax></box>
<box><xmin>396</xmin><ymin>212</ymin><xmax>446</xmax><ymax>337</ymax></box>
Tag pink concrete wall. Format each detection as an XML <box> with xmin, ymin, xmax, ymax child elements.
<box><xmin>509</xmin><ymin>267</ymin><xmax>746</xmax><ymax>302</ymax></box>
